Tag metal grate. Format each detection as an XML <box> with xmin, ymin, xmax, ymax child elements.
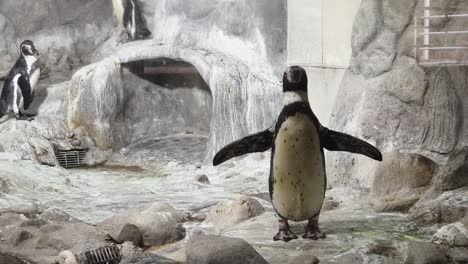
<box><xmin>84</xmin><ymin>246</ymin><xmax>121</xmax><ymax>264</ymax></box>
<box><xmin>414</xmin><ymin>0</ymin><xmax>468</xmax><ymax>66</ymax></box>
<box><xmin>55</xmin><ymin>148</ymin><xmax>88</xmax><ymax>169</ymax></box>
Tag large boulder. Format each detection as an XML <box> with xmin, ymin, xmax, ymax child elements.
<box><xmin>370</xmin><ymin>151</ymin><xmax>436</xmax><ymax>212</ymax></box>
<box><xmin>185</xmin><ymin>232</ymin><xmax>268</xmax><ymax>264</ymax></box>
<box><xmin>432</xmin><ymin>222</ymin><xmax>468</xmax><ymax>247</ymax></box>
<box><xmin>409</xmin><ymin>187</ymin><xmax>468</xmax><ymax>226</ymax></box>
<box><xmin>97</xmin><ymin>202</ymin><xmax>187</xmax><ymax>247</ymax></box>
<box><xmin>404</xmin><ymin>241</ymin><xmax>450</xmax><ymax>264</ymax></box>
<box><xmin>205</xmin><ymin>197</ymin><xmax>265</xmax><ymax>232</ymax></box>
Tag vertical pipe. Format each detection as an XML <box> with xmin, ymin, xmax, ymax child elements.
<box><xmin>424</xmin><ymin>0</ymin><xmax>431</xmax><ymax>61</ymax></box>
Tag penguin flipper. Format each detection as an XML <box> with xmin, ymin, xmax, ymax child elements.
<box><xmin>213</xmin><ymin>127</ymin><xmax>274</xmax><ymax>166</ymax></box>
<box><xmin>18</xmin><ymin>74</ymin><xmax>32</xmax><ymax>110</ymax></box>
<box><xmin>320</xmin><ymin>127</ymin><xmax>382</xmax><ymax>161</ymax></box>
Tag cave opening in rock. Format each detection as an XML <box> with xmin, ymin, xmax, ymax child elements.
<box><xmin>119</xmin><ymin>58</ymin><xmax>212</xmax><ymax>165</ymax></box>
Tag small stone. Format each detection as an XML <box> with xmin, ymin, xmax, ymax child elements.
<box><xmin>66</xmin><ymin>132</ymin><xmax>74</xmax><ymax>139</ymax></box>
<box><xmin>290</xmin><ymin>254</ymin><xmax>320</xmax><ymax>264</ymax></box>
<box><xmin>70</xmin><ymin>140</ymin><xmax>81</xmax><ymax>147</ymax></box>
<box><xmin>193</xmin><ymin>174</ymin><xmax>210</xmax><ymax>184</ymax></box>
<box><xmin>116</xmin><ymin>224</ymin><xmax>143</xmax><ymax>247</ymax></box>
<box><xmin>119</xmin><ymin>241</ymin><xmax>144</xmax><ymax>259</ymax></box>
<box><xmin>56</xmin><ymin>250</ymin><xmax>77</xmax><ymax>264</ymax></box>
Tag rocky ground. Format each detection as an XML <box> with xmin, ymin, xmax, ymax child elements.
<box><xmin>0</xmin><ymin>133</ymin><xmax>466</xmax><ymax>264</ymax></box>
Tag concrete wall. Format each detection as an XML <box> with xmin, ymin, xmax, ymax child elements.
<box><xmin>288</xmin><ymin>0</ymin><xmax>361</xmax><ymax>125</ymax></box>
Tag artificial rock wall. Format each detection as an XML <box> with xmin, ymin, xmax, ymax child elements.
<box><xmin>68</xmin><ymin>0</ymin><xmax>286</xmax><ymax>160</ymax></box>
<box><xmin>327</xmin><ymin>0</ymin><xmax>468</xmax><ymax>190</ymax></box>
<box><xmin>0</xmin><ymin>0</ymin><xmax>287</xmax><ymax>164</ymax></box>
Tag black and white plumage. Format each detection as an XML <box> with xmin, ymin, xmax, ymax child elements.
<box><xmin>112</xmin><ymin>0</ymin><xmax>151</xmax><ymax>41</ymax></box>
<box><xmin>213</xmin><ymin>66</ymin><xmax>382</xmax><ymax>242</ymax></box>
<box><xmin>0</xmin><ymin>40</ymin><xmax>40</xmax><ymax>121</ymax></box>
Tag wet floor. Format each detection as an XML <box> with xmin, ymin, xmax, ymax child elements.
<box><xmin>0</xmin><ymin>134</ymin><xmax>431</xmax><ymax>263</ymax></box>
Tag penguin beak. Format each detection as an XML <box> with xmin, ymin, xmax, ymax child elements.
<box><xmin>34</xmin><ymin>49</ymin><xmax>39</xmax><ymax>56</ymax></box>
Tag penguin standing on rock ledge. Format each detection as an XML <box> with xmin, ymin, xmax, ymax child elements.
<box><xmin>112</xmin><ymin>0</ymin><xmax>152</xmax><ymax>41</ymax></box>
<box><xmin>0</xmin><ymin>40</ymin><xmax>40</xmax><ymax>121</ymax></box>
<box><xmin>213</xmin><ymin>66</ymin><xmax>383</xmax><ymax>242</ymax></box>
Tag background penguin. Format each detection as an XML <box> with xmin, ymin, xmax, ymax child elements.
<box><xmin>0</xmin><ymin>40</ymin><xmax>40</xmax><ymax>121</ymax></box>
<box><xmin>112</xmin><ymin>0</ymin><xmax>152</xmax><ymax>41</ymax></box>
<box><xmin>213</xmin><ymin>66</ymin><xmax>382</xmax><ymax>242</ymax></box>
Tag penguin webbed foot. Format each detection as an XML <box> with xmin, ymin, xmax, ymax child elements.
<box><xmin>273</xmin><ymin>218</ymin><xmax>298</xmax><ymax>242</ymax></box>
<box><xmin>302</xmin><ymin>216</ymin><xmax>326</xmax><ymax>240</ymax></box>
<box><xmin>15</xmin><ymin>113</ymin><xmax>34</xmax><ymax>121</ymax></box>
<box><xmin>274</xmin><ymin>229</ymin><xmax>298</xmax><ymax>242</ymax></box>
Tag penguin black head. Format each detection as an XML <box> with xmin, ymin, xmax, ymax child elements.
<box><xmin>20</xmin><ymin>40</ymin><xmax>39</xmax><ymax>57</ymax></box>
<box><xmin>283</xmin><ymin>66</ymin><xmax>308</xmax><ymax>93</ymax></box>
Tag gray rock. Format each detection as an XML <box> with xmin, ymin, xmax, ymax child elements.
<box><xmin>20</xmin><ymin>219</ymin><xmax>47</xmax><ymax>228</ymax></box>
<box><xmin>8</xmin><ymin>229</ymin><xmax>33</xmax><ymax>246</ymax></box>
<box><xmin>120</xmin><ymin>253</ymin><xmax>177</xmax><ymax>264</ymax></box>
<box><xmin>39</xmin><ymin>207</ymin><xmax>82</xmax><ymax>224</ymax></box>
<box><xmin>56</xmin><ymin>250</ymin><xmax>77</xmax><ymax>264</ymax></box>
<box><xmin>115</xmin><ymin>224</ymin><xmax>143</xmax><ymax>247</ymax></box>
<box><xmin>410</xmin><ymin>187</ymin><xmax>468</xmax><ymax>225</ymax></box>
<box><xmin>448</xmin><ymin>247</ymin><xmax>468</xmax><ymax>264</ymax></box>
<box><xmin>320</xmin><ymin>253</ymin><xmax>364</xmax><ymax>264</ymax></box>
<box><xmin>370</xmin><ymin>151</ymin><xmax>436</xmax><ymax>212</ymax></box>
<box><xmin>383</xmin><ymin>56</ymin><xmax>428</xmax><ymax>105</ymax></box>
<box><xmin>405</xmin><ymin>241</ymin><xmax>449</xmax><ymax>264</ymax></box>
<box><xmin>186</xmin><ymin>233</ymin><xmax>268</xmax><ymax>264</ymax></box>
<box><xmin>290</xmin><ymin>254</ymin><xmax>320</xmax><ymax>264</ymax></box>
<box><xmin>433</xmin><ymin>147</ymin><xmax>468</xmax><ymax>191</ymax></box>
<box><xmin>432</xmin><ymin>223</ymin><xmax>468</xmax><ymax>247</ymax></box>
<box><xmin>0</xmin><ymin>255</ymin><xmax>30</xmax><ymax>264</ymax></box>
<box><xmin>194</xmin><ymin>174</ymin><xmax>210</xmax><ymax>184</ymax></box>
<box><xmin>98</xmin><ymin>202</ymin><xmax>186</xmax><ymax>247</ymax></box>
<box><xmin>206</xmin><ymin>197</ymin><xmax>265</xmax><ymax>231</ymax></box>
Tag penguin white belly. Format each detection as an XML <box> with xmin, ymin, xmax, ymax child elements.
<box><xmin>29</xmin><ymin>68</ymin><xmax>40</xmax><ymax>92</ymax></box>
<box><xmin>271</xmin><ymin>113</ymin><xmax>325</xmax><ymax>222</ymax></box>
<box><xmin>112</xmin><ymin>0</ymin><xmax>125</xmax><ymax>27</ymax></box>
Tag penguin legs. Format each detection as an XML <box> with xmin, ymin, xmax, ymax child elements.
<box><xmin>14</xmin><ymin>108</ymin><xmax>34</xmax><ymax>121</ymax></box>
<box><xmin>273</xmin><ymin>217</ymin><xmax>298</xmax><ymax>242</ymax></box>
<box><xmin>302</xmin><ymin>215</ymin><xmax>326</xmax><ymax>240</ymax></box>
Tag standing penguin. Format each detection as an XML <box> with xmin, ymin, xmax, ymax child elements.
<box><xmin>213</xmin><ymin>66</ymin><xmax>382</xmax><ymax>242</ymax></box>
<box><xmin>112</xmin><ymin>0</ymin><xmax>152</xmax><ymax>41</ymax></box>
<box><xmin>0</xmin><ymin>40</ymin><xmax>40</xmax><ymax>121</ymax></box>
